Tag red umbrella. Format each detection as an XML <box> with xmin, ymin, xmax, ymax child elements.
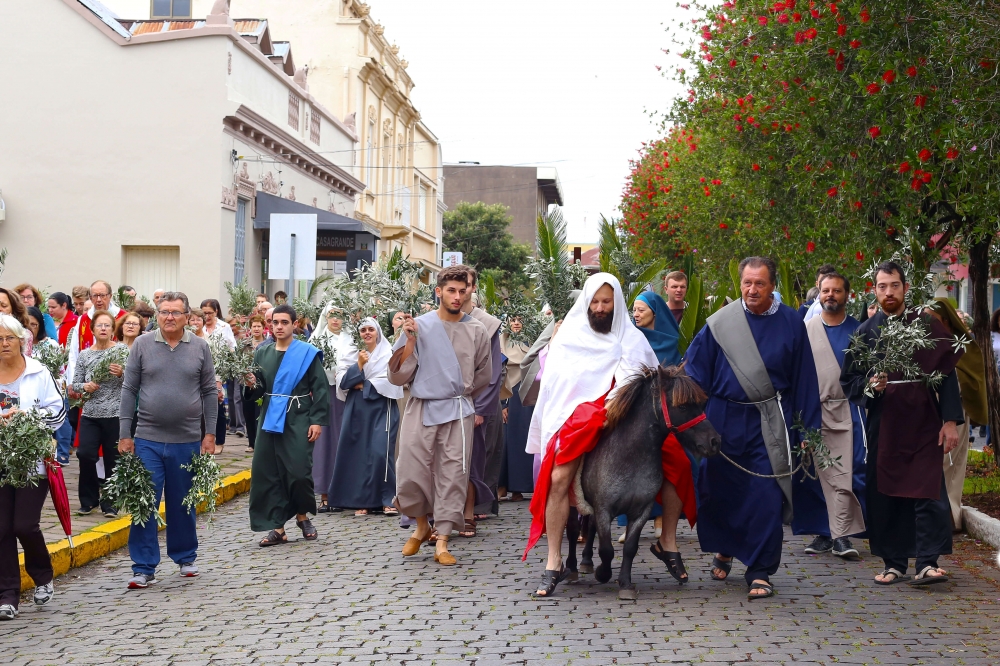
<box><xmin>44</xmin><ymin>460</ymin><xmax>73</xmax><ymax>548</ymax></box>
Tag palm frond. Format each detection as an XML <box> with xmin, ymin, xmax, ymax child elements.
<box><xmin>535</xmin><ymin>209</ymin><xmax>567</xmax><ymax>262</ymax></box>
<box><xmin>308</xmin><ymin>273</ymin><xmax>336</xmax><ymax>301</ymax></box>
<box><xmin>598</xmin><ymin>215</ymin><xmax>623</xmax><ymax>275</ymax></box>
<box><xmin>626</xmin><ymin>258</ymin><xmax>668</xmax><ymax>305</ymax></box>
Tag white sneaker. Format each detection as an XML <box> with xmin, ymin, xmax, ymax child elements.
<box><xmin>0</xmin><ymin>604</ymin><xmax>18</xmax><ymax>620</ymax></box>
<box><xmin>179</xmin><ymin>563</ymin><xmax>199</xmax><ymax>577</ymax></box>
<box><xmin>33</xmin><ymin>582</ymin><xmax>54</xmax><ymax>605</ymax></box>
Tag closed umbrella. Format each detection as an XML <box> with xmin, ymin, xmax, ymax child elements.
<box><xmin>44</xmin><ymin>459</ymin><xmax>73</xmax><ymax>548</ymax></box>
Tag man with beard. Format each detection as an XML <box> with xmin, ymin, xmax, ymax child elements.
<box><xmin>685</xmin><ymin>257</ymin><xmax>821</xmax><ymax>600</ymax></box>
<box><xmin>522</xmin><ymin>274</ymin><xmax>657</xmax><ymax>597</ymax></box>
<box><xmin>841</xmin><ymin>262</ymin><xmax>962</xmax><ymax>585</ymax></box>
<box><xmin>389</xmin><ymin>266</ymin><xmax>492</xmax><ymax>566</ymax></box>
<box><xmin>794</xmin><ymin>272</ymin><xmax>867</xmax><ymax>559</ymax></box>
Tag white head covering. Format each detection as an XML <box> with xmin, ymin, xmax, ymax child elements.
<box><xmin>526</xmin><ymin>273</ymin><xmax>657</xmax><ymax>457</ymax></box>
<box><xmin>335</xmin><ymin>317</ymin><xmax>403</xmax><ymax>401</ymax></box>
<box><xmin>313</xmin><ymin>302</ymin><xmax>350</xmax><ymax>389</ymax></box>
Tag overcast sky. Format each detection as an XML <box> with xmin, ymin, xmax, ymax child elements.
<box><xmin>368</xmin><ymin>1</ymin><xmax>689</xmax><ymax>243</ymax></box>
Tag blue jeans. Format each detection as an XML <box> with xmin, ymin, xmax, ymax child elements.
<box><xmin>54</xmin><ymin>399</ymin><xmax>72</xmax><ymax>464</ymax></box>
<box><xmin>128</xmin><ymin>439</ymin><xmax>200</xmax><ymax>576</ymax></box>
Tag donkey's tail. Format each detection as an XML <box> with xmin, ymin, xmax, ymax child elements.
<box><xmin>571</xmin><ymin>456</ymin><xmax>593</xmax><ymax>517</ymax></box>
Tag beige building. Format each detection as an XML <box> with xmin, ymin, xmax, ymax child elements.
<box><xmin>235</xmin><ymin>0</ymin><xmax>445</xmax><ymax>274</ymax></box>
<box><xmin>0</xmin><ymin>0</ymin><xmax>372</xmax><ymax>308</ymax></box>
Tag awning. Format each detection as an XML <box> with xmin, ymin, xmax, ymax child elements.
<box><xmin>253</xmin><ymin>192</ymin><xmax>379</xmax><ymax>237</ymax></box>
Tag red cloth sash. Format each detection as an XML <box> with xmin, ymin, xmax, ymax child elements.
<box><xmin>659</xmin><ymin>433</ymin><xmax>697</xmax><ymax>527</ymax></box>
<box><xmin>77</xmin><ymin>313</ymin><xmax>94</xmax><ymax>351</ymax></box>
<box><xmin>522</xmin><ymin>394</ymin><xmax>608</xmax><ymax>561</ymax></box>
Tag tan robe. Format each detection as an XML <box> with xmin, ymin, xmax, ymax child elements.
<box><xmin>805</xmin><ymin>316</ymin><xmax>867</xmax><ymax>539</ymax></box>
<box><xmin>388</xmin><ymin>316</ymin><xmax>491</xmax><ymax>536</ymax></box>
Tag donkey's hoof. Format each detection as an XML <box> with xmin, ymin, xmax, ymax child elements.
<box><xmin>618</xmin><ymin>586</ymin><xmax>638</xmax><ymax>601</ymax></box>
<box><xmin>564</xmin><ymin>569</ymin><xmax>579</xmax><ymax>583</ymax></box>
<box><xmin>595</xmin><ymin>565</ymin><xmax>612</xmax><ymax>584</ymax></box>
<box><xmin>578</xmin><ymin>562</ymin><xmax>594</xmax><ymax>575</ymax></box>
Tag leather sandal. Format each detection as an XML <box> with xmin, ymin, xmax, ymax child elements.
<box><xmin>459</xmin><ymin>519</ymin><xmax>477</xmax><ymax>537</ymax></box>
<box><xmin>650</xmin><ymin>542</ymin><xmax>688</xmax><ymax>584</ymax></box>
<box><xmin>297</xmin><ymin>519</ymin><xmax>318</xmax><ymax>541</ymax></box>
<box><xmin>259</xmin><ymin>529</ymin><xmax>287</xmax><ymax>547</ymax></box>
<box><xmin>532</xmin><ymin>566</ymin><xmax>571</xmax><ymax>598</ymax></box>
<box><xmin>747</xmin><ymin>581</ymin><xmax>774</xmax><ymax>600</ymax></box>
<box><xmin>710</xmin><ymin>555</ymin><xmax>733</xmax><ymax>581</ymax></box>
<box><xmin>874</xmin><ymin>568</ymin><xmax>908</xmax><ymax>585</ymax></box>
<box><xmin>909</xmin><ymin>566</ymin><xmax>948</xmax><ymax>586</ymax></box>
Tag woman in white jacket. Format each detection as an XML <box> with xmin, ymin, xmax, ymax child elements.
<box><xmin>0</xmin><ymin>313</ymin><xmax>67</xmax><ymax>620</ymax></box>
<box><xmin>311</xmin><ymin>305</ymin><xmax>349</xmax><ymax>512</ymax></box>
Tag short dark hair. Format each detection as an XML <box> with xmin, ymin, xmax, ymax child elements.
<box><xmin>664</xmin><ymin>271</ymin><xmax>688</xmax><ymax>285</ymax></box>
<box><xmin>48</xmin><ymin>291</ymin><xmax>72</xmax><ymax>309</ymax></box>
<box><xmin>437</xmin><ymin>266</ymin><xmax>471</xmax><ymax>288</ymax></box>
<box><xmin>274</xmin><ymin>291</ymin><xmax>288</xmax><ymax>300</ymax></box>
<box><xmin>816</xmin><ymin>264</ymin><xmax>837</xmax><ymax>278</ymax></box>
<box><xmin>0</xmin><ymin>287</ymin><xmax>28</xmax><ymax>326</ymax></box>
<box><xmin>200</xmin><ymin>298</ymin><xmax>222</xmax><ymax>315</ymax></box>
<box><xmin>120</xmin><ymin>285</ymin><xmax>134</xmax><ymax>292</ymax></box>
<box><xmin>737</xmin><ymin>256</ymin><xmax>777</xmax><ymax>285</ymax></box>
<box><xmin>451</xmin><ymin>264</ymin><xmax>477</xmax><ymax>285</ymax></box>
<box><xmin>818</xmin><ymin>272</ymin><xmax>851</xmax><ymax>294</ymax></box>
<box><xmin>273</xmin><ymin>304</ymin><xmax>297</xmax><ymax>322</ymax></box>
<box><xmin>874</xmin><ymin>261</ymin><xmax>907</xmax><ymax>284</ymax></box>
<box><xmin>25</xmin><ymin>307</ymin><xmax>48</xmax><ymax>342</ymax></box>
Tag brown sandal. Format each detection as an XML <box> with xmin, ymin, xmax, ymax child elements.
<box><xmin>259</xmin><ymin>529</ymin><xmax>288</xmax><ymax>547</ymax></box>
<box><xmin>459</xmin><ymin>519</ymin><xmax>477</xmax><ymax>537</ymax></box>
<box><xmin>427</xmin><ymin>529</ymin><xmax>440</xmax><ymax>543</ymax></box>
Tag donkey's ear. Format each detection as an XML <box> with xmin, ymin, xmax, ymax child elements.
<box><xmin>678</xmin><ymin>360</ymin><xmax>688</xmax><ymax>376</ymax></box>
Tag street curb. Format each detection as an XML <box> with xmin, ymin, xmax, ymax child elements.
<box><xmin>962</xmin><ymin>505</ymin><xmax>1000</xmax><ymax>551</ymax></box>
<box><xmin>19</xmin><ymin>469</ymin><xmax>251</xmax><ymax>590</ymax></box>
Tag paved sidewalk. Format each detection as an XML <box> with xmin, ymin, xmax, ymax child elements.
<box><xmin>4</xmin><ymin>496</ymin><xmax>999</xmax><ymax>664</ymax></box>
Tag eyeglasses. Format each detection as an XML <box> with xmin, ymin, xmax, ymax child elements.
<box><xmin>123</xmin><ymin>321</ymin><xmax>140</xmax><ymax>327</ymax></box>
<box><xmin>158</xmin><ymin>310</ymin><xmax>187</xmax><ymax>318</ymax></box>
<box><xmin>0</xmin><ymin>336</ymin><xmax>20</xmax><ymax>346</ymax></box>
<box><xmin>91</xmin><ymin>293</ymin><xmax>109</xmax><ymax>299</ymax></box>
<box><xmin>93</xmin><ymin>323</ymin><xmax>113</xmax><ymax>329</ymax></box>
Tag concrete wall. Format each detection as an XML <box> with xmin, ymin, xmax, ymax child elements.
<box><xmin>442</xmin><ymin>166</ymin><xmax>541</xmax><ymax>247</ymax></box>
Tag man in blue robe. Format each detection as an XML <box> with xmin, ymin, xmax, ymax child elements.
<box><xmin>794</xmin><ymin>272</ymin><xmax>867</xmax><ymax>558</ymax></box>
<box><xmin>684</xmin><ymin>256</ymin><xmax>821</xmax><ymax>600</ymax></box>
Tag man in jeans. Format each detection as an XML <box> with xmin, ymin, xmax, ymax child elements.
<box><xmin>118</xmin><ymin>292</ymin><xmax>217</xmax><ymax>589</ymax></box>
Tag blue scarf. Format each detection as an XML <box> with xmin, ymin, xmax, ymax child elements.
<box><xmin>262</xmin><ymin>340</ymin><xmax>320</xmax><ymax>434</ymax></box>
<box><xmin>634</xmin><ymin>291</ymin><xmax>681</xmax><ymax>366</ymax></box>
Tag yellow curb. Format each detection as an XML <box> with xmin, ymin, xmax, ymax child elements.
<box><xmin>20</xmin><ymin>469</ymin><xmax>251</xmax><ymax>590</ymax></box>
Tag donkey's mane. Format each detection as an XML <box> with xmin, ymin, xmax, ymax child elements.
<box><xmin>604</xmin><ymin>364</ymin><xmax>706</xmax><ymax>431</ymax></box>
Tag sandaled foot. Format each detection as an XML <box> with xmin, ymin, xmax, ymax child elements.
<box><xmin>650</xmin><ymin>542</ymin><xmax>688</xmax><ymax>584</ymax></box>
<box><xmin>427</xmin><ymin>529</ymin><xmax>440</xmax><ymax>543</ymax></box>
<box><xmin>383</xmin><ymin>506</ymin><xmax>399</xmax><ymax>516</ymax></box>
<box><xmin>874</xmin><ymin>568</ymin><xmax>908</xmax><ymax>585</ymax></box>
<box><xmin>296</xmin><ymin>519</ymin><xmax>318</xmax><ymax>540</ymax></box>
<box><xmin>355</xmin><ymin>509</ymin><xmax>369</xmax><ymax>516</ymax></box>
<box><xmin>909</xmin><ymin>566</ymin><xmax>949</xmax><ymax>586</ymax></box>
<box><xmin>747</xmin><ymin>580</ymin><xmax>774</xmax><ymax>600</ymax></box>
<box><xmin>710</xmin><ymin>555</ymin><xmax>733</xmax><ymax>581</ymax></box>
<box><xmin>459</xmin><ymin>520</ymin><xmax>477</xmax><ymax>537</ymax></box>
<box><xmin>474</xmin><ymin>513</ymin><xmax>490</xmax><ymax>521</ymax></box>
<box><xmin>510</xmin><ymin>492</ymin><xmax>524</xmax><ymax>502</ymax></box>
<box><xmin>533</xmin><ymin>566</ymin><xmax>570</xmax><ymax>598</ymax></box>
<box><xmin>317</xmin><ymin>502</ymin><xmax>331</xmax><ymax>514</ymax></box>
<box><xmin>259</xmin><ymin>529</ymin><xmax>287</xmax><ymax>547</ymax></box>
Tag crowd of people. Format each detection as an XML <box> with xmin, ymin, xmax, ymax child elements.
<box><xmin>0</xmin><ymin>254</ymin><xmax>987</xmax><ymax>618</ymax></box>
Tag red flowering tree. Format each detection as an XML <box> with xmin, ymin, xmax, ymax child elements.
<box><xmin>623</xmin><ymin>0</ymin><xmax>1000</xmax><ymax>447</ymax></box>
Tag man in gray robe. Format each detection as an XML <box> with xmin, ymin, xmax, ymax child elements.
<box><xmin>389</xmin><ymin>265</ymin><xmax>492</xmax><ymax>566</ymax></box>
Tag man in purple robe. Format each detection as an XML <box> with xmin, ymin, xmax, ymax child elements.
<box><xmin>684</xmin><ymin>256</ymin><xmax>821</xmax><ymax>600</ymax></box>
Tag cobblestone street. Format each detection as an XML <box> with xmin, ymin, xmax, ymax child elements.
<box><xmin>3</xmin><ymin>495</ymin><xmax>999</xmax><ymax>665</ymax></box>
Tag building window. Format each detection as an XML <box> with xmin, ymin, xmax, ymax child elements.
<box><xmin>310</xmin><ymin>111</ymin><xmax>321</xmax><ymax>144</ymax></box>
<box><xmin>418</xmin><ymin>184</ymin><xmax>428</xmax><ymax>230</ymax></box>
<box><xmin>288</xmin><ymin>94</ymin><xmax>300</xmax><ymax>130</ymax></box>
<box><xmin>151</xmin><ymin>0</ymin><xmax>191</xmax><ymax>18</ymax></box>
<box><xmin>366</xmin><ymin>121</ymin><xmax>375</xmax><ymax>191</ymax></box>
<box><xmin>235</xmin><ymin>199</ymin><xmax>247</xmax><ymax>284</ymax></box>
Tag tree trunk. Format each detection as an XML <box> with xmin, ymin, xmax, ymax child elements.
<box><xmin>967</xmin><ymin>237</ymin><xmax>1000</xmax><ymax>463</ymax></box>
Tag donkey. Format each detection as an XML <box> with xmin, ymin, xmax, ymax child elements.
<box><xmin>570</xmin><ymin>365</ymin><xmax>720</xmax><ymax>600</ymax></box>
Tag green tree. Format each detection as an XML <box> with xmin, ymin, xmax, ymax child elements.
<box><xmin>443</xmin><ymin>201</ymin><xmax>532</xmax><ymax>290</ymax></box>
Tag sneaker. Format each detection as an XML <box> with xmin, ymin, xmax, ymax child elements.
<box><xmin>76</xmin><ymin>506</ymin><xmax>95</xmax><ymax>516</ymax></box>
<box><xmin>0</xmin><ymin>604</ymin><xmax>18</xmax><ymax>620</ymax></box>
<box><xmin>804</xmin><ymin>536</ymin><xmax>834</xmax><ymax>554</ymax></box>
<box><xmin>102</xmin><ymin>508</ymin><xmax>118</xmax><ymax>518</ymax></box>
<box><xmin>127</xmin><ymin>573</ymin><xmax>157</xmax><ymax>589</ymax></box>
<box><xmin>244</xmin><ymin>446</ymin><xmax>254</xmax><ymax>453</ymax></box>
<box><xmin>179</xmin><ymin>563</ymin><xmax>199</xmax><ymax>578</ymax></box>
<box><xmin>33</xmin><ymin>582</ymin><xmax>54</xmax><ymax>605</ymax></box>
<box><xmin>832</xmin><ymin>537</ymin><xmax>860</xmax><ymax>559</ymax></box>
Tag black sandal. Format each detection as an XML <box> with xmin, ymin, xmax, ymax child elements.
<box><xmin>532</xmin><ymin>566</ymin><xmax>571</xmax><ymax>598</ymax></box>
<box><xmin>748</xmin><ymin>581</ymin><xmax>774</xmax><ymax>600</ymax></box>
<box><xmin>317</xmin><ymin>502</ymin><xmax>331</xmax><ymax>513</ymax></box>
<box><xmin>710</xmin><ymin>555</ymin><xmax>733</xmax><ymax>581</ymax></box>
<box><xmin>259</xmin><ymin>529</ymin><xmax>288</xmax><ymax>547</ymax></box>
<box><xmin>650</xmin><ymin>542</ymin><xmax>688</xmax><ymax>584</ymax></box>
<box><xmin>297</xmin><ymin>519</ymin><xmax>318</xmax><ymax>541</ymax></box>
<box><xmin>874</xmin><ymin>568</ymin><xmax>908</xmax><ymax>586</ymax></box>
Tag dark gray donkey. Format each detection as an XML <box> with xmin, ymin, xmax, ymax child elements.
<box><xmin>568</xmin><ymin>365</ymin><xmax>721</xmax><ymax>600</ymax></box>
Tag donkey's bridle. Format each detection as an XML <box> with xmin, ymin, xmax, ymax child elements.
<box><xmin>660</xmin><ymin>386</ymin><xmax>707</xmax><ymax>435</ymax></box>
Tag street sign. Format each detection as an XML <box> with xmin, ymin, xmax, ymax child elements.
<box><xmin>442</xmin><ymin>251</ymin><xmax>463</xmax><ymax>267</ymax></box>
<box><xmin>269</xmin><ymin>214</ymin><xmax>318</xmax><ymax>280</ymax></box>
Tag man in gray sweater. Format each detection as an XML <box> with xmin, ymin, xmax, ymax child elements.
<box><xmin>118</xmin><ymin>292</ymin><xmax>218</xmax><ymax>590</ymax></box>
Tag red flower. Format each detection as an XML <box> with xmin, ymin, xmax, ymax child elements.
<box><xmin>853</xmin><ymin>201</ymin><xmax>863</xmax><ymax>210</ymax></box>
<box><xmin>712</xmin><ymin>179</ymin><xmax>722</xmax><ymax>185</ymax></box>
<box><xmin>811</xmin><ymin>8</ymin><xmax>820</xmax><ymax>18</ymax></box>
<box><xmin>807</xmin><ymin>241</ymin><xmax>816</xmax><ymax>253</ymax></box>
<box><xmin>899</xmin><ymin>161</ymin><xmax>911</xmax><ymax>173</ymax></box>
<box><xmin>777</xmin><ymin>12</ymin><xmax>790</xmax><ymax>23</ymax></box>
<box><xmin>882</xmin><ymin>69</ymin><xmax>896</xmax><ymax>84</ymax></box>
<box><xmin>946</xmin><ymin>147</ymin><xmax>959</xmax><ymax>160</ymax></box>
<box><xmin>914</xmin><ymin>94</ymin><xmax>927</xmax><ymax>108</ymax></box>
<box><xmin>827</xmin><ymin>186</ymin><xmax>838</xmax><ymax>197</ymax></box>
<box><xmin>907</xmin><ymin>65</ymin><xmax>918</xmax><ymax>77</ymax></box>
<box><xmin>868</xmin><ymin>126</ymin><xmax>880</xmax><ymax>139</ymax></box>
<box><xmin>910</xmin><ymin>178</ymin><xmax>922</xmax><ymax>191</ymax></box>
<box><xmin>805</xmin><ymin>27</ymin><xmax>818</xmax><ymax>39</ymax></box>
<box><xmin>921</xmin><ymin>171</ymin><xmax>932</xmax><ymax>183</ymax></box>
<box><xmin>704</xmin><ymin>53</ymin><xmax>714</xmax><ymax>62</ymax></box>
<box><xmin>835</xmin><ymin>52</ymin><xmax>845</xmax><ymax>70</ymax></box>
<box><xmin>860</xmin><ymin>7</ymin><xmax>870</xmax><ymax>22</ymax></box>
<box><xmin>735</xmin><ymin>123</ymin><xmax>744</xmax><ymax>131</ymax></box>
<box><xmin>719</xmin><ymin>222</ymin><xmax>729</xmax><ymax>229</ymax></box>
<box><xmin>758</xmin><ymin>15</ymin><xmax>768</xmax><ymax>25</ymax></box>
<box><xmin>792</xmin><ymin>11</ymin><xmax>802</xmax><ymax>21</ymax></box>
<box><xmin>700</xmin><ymin>177</ymin><xmax>706</xmax><ymax>183</ymax></box>
<box><xmin>918</xmin><ymin>148</ymin><xmax>932</xmax><ymax>162</ymax></box>
<box><xmin>752</xmin><ymin>163</ymin><xmax>761</xmax><ymax>171</ymax></box>
<box><xmin>704</xmin><ymin>187</ymin><xmax>712</xmax><ymax>196</ymax></box>
<box><xmin>837</xmin><ymin>24</ymin><xmax>846</xmax><ymax>36</ymax></box>
<box><xmin>850</xmin><ymin>39</ymin><xmax>861</xmax><ymax>48</ymax></box>
<box><xmin>866</xmin><ymin>83</ymin><xmax>881</xmax><ymax>95</ymax></box>
<box><xmin>729</xmin><ymin>59</ymin><xmax>737</xmax><ymax>68</ymax></box>
<box><xmin>795</xmin><ymin>31</ymin><xmax>806</xmax><ymax>44</ymax></box>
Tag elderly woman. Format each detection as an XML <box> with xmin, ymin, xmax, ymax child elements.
<box><xmin>327</xmin><ymin>318</ymin><xmax>401</xmax><ymax>516</ymax></box>
<box><xmin>0</xmin><ymin>314</ymin><xmax>66</xmax><ymax>620</ymax></box>
<box><xmin>310</xmin><ymin>306</ymin><xmax>349</xmax><ymax>512</ymax></box>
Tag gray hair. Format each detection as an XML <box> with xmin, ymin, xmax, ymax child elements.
<box><xmin>737</xmin><ymin>256</ymin><xmax>778</xmax><ymax>285</ymax></box>
<box><xmin>0</xmin><ymin>313</ymin><xmax>30</xmax><ymax>353</ymax></box>
<box><xmin>89</xmin><ymin>280</ymin><xmax>113</xmax><ymax>296</ymax></box>
<box><xmin>158</xmin><ymin>291</ymin><xmax>190</xmax><ymax>313</ymax></box>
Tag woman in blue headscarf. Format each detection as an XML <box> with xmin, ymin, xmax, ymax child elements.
<box><xmin>632</xmin><ymin>291</ymin><xmax>681</xmax><ymax>366</ymax></box>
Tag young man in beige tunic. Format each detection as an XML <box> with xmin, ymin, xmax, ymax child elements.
<box><xmin>389</xmin><ymin>266</ymin><xmax>492</xmax><ymax>565</ymax></box>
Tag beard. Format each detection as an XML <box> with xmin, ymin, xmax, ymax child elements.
<box><xmin>588</xmin><ymin>308</ymin><xmax>613</xmax><ymax>334</ymax></box>
<box><xmin>443</xmin><ymin>303</ymin><xmax>462</xmax><ymax>315</ymax></box>
<box><xmin>821</xmin><ymin>298</ymin><xmax>844</xmax><ymax>314</ymax></box>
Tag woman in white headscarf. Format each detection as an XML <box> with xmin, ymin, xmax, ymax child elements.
<box><xmin>327</xmin><ymin>317</ymin><xmax>403</xmax><ymax>516</ymax></box>
<box><xmin>311</xmin><ymin>304</ymin><xmax>350</xmax><ymax>513</ymax></box>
